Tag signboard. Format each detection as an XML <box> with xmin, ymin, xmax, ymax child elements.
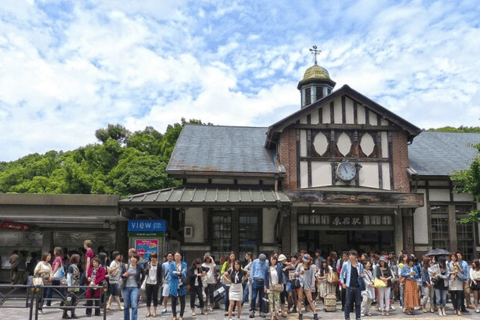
<box><xmin>135</xmin><ymin>239</ymin><xmax>159</xmax><ymax>266</ymax></box>
<box><xmin>128</xmin><ymin>220</ymin><xmax>166</xmax><ymax>232</ymax></box>
<box><xmin>128</xmin><ymin>232</ymin><xmax>164</xmax><ymax>238</ymax></box>
<box><xmin>0</xmin><ymin>221</ymin><xmax>32</xmax><ymax>232</ymax></box>
<box><xmin>330</xmin><ymin>215</ymin><xmax>363</xmax><ymax>228</ymax></box>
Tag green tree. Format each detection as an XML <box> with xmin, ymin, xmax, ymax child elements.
<box><xmin>451</xmin><ymin>143</ymin><xmax>480</xmax><ymax>223</ymax></box>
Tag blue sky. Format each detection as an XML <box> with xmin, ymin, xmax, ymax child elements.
<box><xmin>0</xmin><ymin>0</ymin><xmax>479</xmax><ymax>161</ymax></box>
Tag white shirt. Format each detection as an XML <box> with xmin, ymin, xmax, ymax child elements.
<box><xmin>146</xmin><ymin>264</ymin><xmax>158</xmax><ymax>285</ymax></box>
<box><xmin>269</xmin><ymin>266</ymin><xmax>279</xmax><ymax>286</ymax></box>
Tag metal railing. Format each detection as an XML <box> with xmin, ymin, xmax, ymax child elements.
<box><xmin>0</xmin><ymin>284</ymin><xmax>108</xmax><ymax>320</ymax></box>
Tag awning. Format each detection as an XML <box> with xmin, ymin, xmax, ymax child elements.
<box><xmin>120</xmin><ymin>187</ymin><xmax>291</xmax><ymax>208</ymax></box>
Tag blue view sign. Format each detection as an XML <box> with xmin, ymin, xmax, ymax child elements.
<box><xmin>128</xmin><ymin>220</ymin><xmax>167</xmax><ymax>232</ymax></box>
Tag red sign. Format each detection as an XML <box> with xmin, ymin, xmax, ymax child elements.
<box><xmin>0</xmin><ymin>221</ymin><xmax>32</xmax><ymax>231</ymax></box>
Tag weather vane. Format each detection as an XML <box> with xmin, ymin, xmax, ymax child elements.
<box><xmin>310</xmin><ymin>45</ymin><xmax>321</xmax><ymax>65</ymax></box>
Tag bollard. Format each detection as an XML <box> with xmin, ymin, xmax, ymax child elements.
<box><xmin>103</xmin><ymin>284</ymin><xmax>108</xmax><ymax>320</ymax></box>
<box><xmin>28</xmin><ymin>287</ymin><xmax>35</xmax><ymax>320</ymax></box>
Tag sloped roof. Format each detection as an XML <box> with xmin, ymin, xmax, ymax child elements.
<box><xmin>119</xmin><ymin>187</ymin><xmax>290</xmax><ymax>207</ymax></box>
<box><xmin>408</xmin><ymin>131</ymin><xmax>480</xmax><ymax>176</ymax></box>
<box><xmin>167</xmin><ymin>125</ymin><xmax>279</xmax><ymax>176</ymax></box>
<box><xmin>266</xmin><ymin>85</ymin><xmax>422</xmax><ymax>147</ymax></box>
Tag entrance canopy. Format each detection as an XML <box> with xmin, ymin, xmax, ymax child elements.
<box><xmin>120</xmin><ymin>187</ymin><xmax>291</xmax><ymax>208</ymax></box>
<box><xmin>0</xmin><ymin>193</ymin><xmax>122</xmax><ymax>229</ymax></box>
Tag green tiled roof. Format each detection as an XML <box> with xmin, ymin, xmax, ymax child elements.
<box><xmin>303</xmin><ymin>64</ymin><xmax>331</xmax><ymax>81</ymax></box>
<box><xmin>120</xmin><ymin>187</ymin><xmax>291</xmax><ymax>207</ymax></box>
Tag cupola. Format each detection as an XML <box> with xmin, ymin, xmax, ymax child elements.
<box><xmin>298</xmin><ymin>46</ymin><xmax>336</xmax><ymax>109</ymax></box>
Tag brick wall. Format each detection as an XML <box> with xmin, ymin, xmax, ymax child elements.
<box><xmin>392</xmin><ymin>131</ymin><xmax>411</xmax><ymax>193</ymax></box>
<box><xmin>279</xmin><ymin>129</ymin><xmax>298</xmax><ymax>190</ymax></box>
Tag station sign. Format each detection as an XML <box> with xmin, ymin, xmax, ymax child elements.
<box><xmin>0</xmin><ymin>221</ymin><xmax>32</xmax><ymax>231</ymax></box>
<box><xmin>128</xmin><ymin>220</ymin><xmax>166</xmax><ymax>232</ymax></box>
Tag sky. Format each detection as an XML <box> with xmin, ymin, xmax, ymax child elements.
<box><xmin>0</xmin><ymin>0</ymin><xmax>479</xmax><ymax>161</ymax></box>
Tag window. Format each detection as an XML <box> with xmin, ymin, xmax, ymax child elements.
<box><xmin>431</xmin><ymin>204</ymin><xmax>449</xmax><ymax>251</ymax></box>
<box><xmin>316</xmin><ymin>86</ymin><xmax>324</xmax><ymax>101</ymax></box>
<box><xmin>431</xmin><ymin>217</ymin><xmax>449</xmax><ymax>250</ymax></box>
<box><xmin>238</xmin><ymin>211</ymin><xmax>259</xmax><ymax>258</ymax></box>
<box><xmin>456</xmin><ymin>205</ymin><xmax>475</xmax><ymax>262</ymax></box>
<box><xmin>211</xmin><ymin>209</ymin><xmax>260</xmax><ymax>260</ymax></box>
<box><xmin>305</xmin><ymin>88</ymin><xmax>311</xmax><ymax>105</ymax></box>
<box><xmin>212</xmin><ymin>213</ymin><xmax>232</xmax><ymax>258</ymax></box>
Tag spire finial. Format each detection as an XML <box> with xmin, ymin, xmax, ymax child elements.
<box><xmin>309</xmin><ymin>45</ymin><xmax>320</xmax><ymax>65</ymax></box>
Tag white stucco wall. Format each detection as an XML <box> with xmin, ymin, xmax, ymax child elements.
<box><xmin>345</xmin><ymin>98</ymin><xmax>354</xmax><ymax>124</ymax></box>
<box><xmin>334</xmin><ymin>97</ymin><xmax>342</xmax><ymax>124</ymax></box>
<box><xmin>382</xmin><ymin>162</ymin><xmax>391</xmax><ymax>190</ymax></box>
<box><xmin>453</xmin><ymin>193</ymin><xmax>474</xmax><ymax>202</ymax></box>
<box><xmin>184</xmin><ymin>208</ymin><xmax>204</xmax><ymax>243</ymax></box>
<box><xmin>358</xmin><ymin>162</ymin><xmax>379</xmax><ymax>188</ymax></box>
<box><xmin>300</xmin><ymin>161</ymin><xmax>308</xmax><ymax>188</ymax></box>
<box><xmin>429</xmin><ymin>189</ymin><xmax>451</xmax><ymax>201</ymax></box>
<box><xmin>322</xmin><ymin>106</ymin><xmax>331</xmax><ymax>124</ymax></box>
<box><xmin>263</xmin><ymin>208</ymin><xmax>278</xmax><ymax>244</ymax></box>
<box><xmin>300</xmin><ymin>130</ymin><xmax>307</xmax><ymax>157</ymax></box>
<box><xmin>414</xmin><ymin>189</ymin><xmax>428</xmax><ymax>244</ymax></box>
<box><xmin>357</xmin><ymin>105</ymin><xmax>366</xmax><ymax>124</ymax></box>
<box><xmin>311</xmin><ymin>109</ymin><xmax>319</xmax><ymax>124</ymax></box>
<box><xmin>311</xmin><ymin>162</ymin><xmax>332</xmax><ymax>187</ymax></box>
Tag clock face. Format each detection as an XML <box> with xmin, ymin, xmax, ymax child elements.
<box><xmin>337</xmin><ymin>162</ymin><xmax>356</xmax><ymax>182</ymax></box>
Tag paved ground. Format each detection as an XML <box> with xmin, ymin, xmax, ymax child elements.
<box><xmin>0</xmin><ymin>299</ymin><xmax>478</xmax><ymax>320</ymax></box>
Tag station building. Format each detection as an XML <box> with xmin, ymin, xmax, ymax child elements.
<box><xmin>1</xmin><ymin>62</ymin><xmax>479</xmax><ymax>280</ymax></box>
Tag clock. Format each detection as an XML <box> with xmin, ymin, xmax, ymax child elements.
<box><xmin>336</xmin><ymin>162</ymin><xmax>357</xmax><ymax>182</ymax></box>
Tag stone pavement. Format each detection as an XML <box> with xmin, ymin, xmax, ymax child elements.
<box><xmin>0</xmin><ymin>300</ymin><xmax>478</xmax><ymax>320</ymax></box>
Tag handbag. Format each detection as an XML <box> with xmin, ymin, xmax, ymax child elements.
<box><xmin>327</xmin><ymin>271</ymin><xmax>339</xmax><ymax>284</ymax></box>
<box><xmin>141</xmin><ymin>276</ymin><xmax>147</xmax><ymax>291</ymax></box>
<box><xmin>293</xmin><ymin>278</ymin><xmax>301</xmax><ymax>288</ymax></box>
<box><xmin>33</xmin><ymin>277</ymin><xmax>44</xmax><ymax>286</ymax></box>
<box><xmin>273</xmin><ymin>284</ymin><xmax>284</xmax><ymax>292</ymax></box>
<box><xmin>374</xmin><ymin>278</ymin><xmax>387</xmax><ymax>288</ymax></box>
<box><xmin>53</xmin><ymin>265</ymin><xmax>65</xmax><ymax>280</ymax></box>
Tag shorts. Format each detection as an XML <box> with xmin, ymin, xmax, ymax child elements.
<box><xmin>162</xmin><ymin>283</ymin><xmax>170</xmax><ymax>297</ymax></box>
<box><xmin>286</xmin><ymin>282</ymin><xmax>293</xmax><ymax>293</ymax></box>
<box><xmin>471</xmin><ymin>281</ymin><xmax>480</xmax><ymax>291</ymax></box>
<box><xmin>109</xmin><ymin>283</ymin><xmax>120</xmax><ymax>297</ymax></box>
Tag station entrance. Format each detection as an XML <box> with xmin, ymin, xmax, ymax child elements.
<box><xmin>298</xmin><ymin>229</ymin><xmax>395</xmax><ymax>255</ymax></box>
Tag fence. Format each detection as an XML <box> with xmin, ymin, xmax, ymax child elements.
<box><xmin>0</xmin><ymin>284</ymin><xmax>107</xmax><ymax>320</ymax></box>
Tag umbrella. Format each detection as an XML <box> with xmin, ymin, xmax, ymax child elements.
<box><xmin>424</xmin><ymin>248</ymin><xmax>450</xmax><ymax>257</ymax></box>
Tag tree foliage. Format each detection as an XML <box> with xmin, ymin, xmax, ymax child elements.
<box><xmin>427</xmin><ymin>126</ymin><xmax>480</xmax><ymax>133</ymax></box>
<box><xmin>0</xmin><ymin>118</ymin><xmax>208</xmax><ymax>197</ymax></box>
<box><xmin>451</xmin><ymin>142</ymin><xmax>480</xmax><ymax>223</ymax></box>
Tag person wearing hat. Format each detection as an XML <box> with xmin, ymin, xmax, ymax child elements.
<box><xmin>277</xmin><ymin>254</ymin><xmax>289</xmax><ymax>317</ymax></box>
<box><xmin>376</xmin><ymin>256</ymin><xmax>393</xmax><ymax>316</ymax></box>
<box><xmin>340</xmin><ymin>250</ymin><xmax>364</xmax><ymax>320</ymax></box>
<box><xmin>249</xmin><ymin>253</ymin><xmax>269</xmax><ymax>318</ymax></box>
<box><xmin>295</xmin><ymin>254</ymin><xmax>318</xmax><ymax>320</ymax></box>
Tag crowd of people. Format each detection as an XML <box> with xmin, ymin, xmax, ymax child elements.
<box><xmin>10</xmin><ymin>243</ymin><xmax>480</xmax><ymax>320</ymax></box>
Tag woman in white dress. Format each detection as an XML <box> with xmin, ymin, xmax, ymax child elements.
<box><xmin>224</xmin><ymin>260</ymin><xmax>246</xmax><ymax>320</ymax></box>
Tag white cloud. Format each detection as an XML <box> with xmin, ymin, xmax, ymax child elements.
<box><xmin>0</xmin><ymin>0</ymin><xmax>480</xmax><ymax>161</ymax></box>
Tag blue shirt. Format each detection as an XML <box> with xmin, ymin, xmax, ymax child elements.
<box><xmin>340</xmin><ymin>261</ymin><xmax>364</xmax><ymax>288</ymax></box>
<box><xmin>250</xmin><ymin>259</ymin><xmax>269</xmax><ymax>281</ymax></box>
<box><xmin>459</xmin><ymin>260</ymin><xmax>469</xmax><ymax>280</ymax></box>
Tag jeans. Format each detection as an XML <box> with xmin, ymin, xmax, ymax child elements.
<box><xmin>435</xmin><ymin>289</ymin><xmax>447</xmax><ymax>308</ymax></box>
<box><xmin>361</xmin><ymin>291</ymin><xmax>372</xmax><ymax>316</ymax></box>
<box><xmin>399</xmin><ymin>283</ymin><xmax>404</xmax><ymax>307</ymax></box>
<box><xmin>344</xmin><ymin>287</ymin><xmax>361</xmax><ymax>320</ymax></box>
<box><xmin>242</xmin><ymin>282</ymin><xmax>251</xmax><ymax>305</ymax></box>
<box><xmin>224</xmin><ymin>285</ymin><xmax>230</xmax><ymax>311</ymax></box>
<box><xmin>251</xmin><ymin>280</ymin><xmax>265</xmax><ymax>313</ymax></box>
<box><xmin>124</xmin><ymin>287</ymin><xmax>139</xmax><ymax>320</ymax></box>
<box><xmin>450</xmin><ymin>290</ymin><xmax>464</xmax><ymax>311</ymax></box>
<box><xmin>421</xmin><ymin>286</ymin><xmax>434</xmax><ymax>307</ymax></box>
<box><xmin>190</xmin><ymin>285</ymin><xmax>204</xmax><ymax>309</ymax></box>
<box><xmin>205</xmin><ymin>283</ymin><xmax>216</xmax><ymax>307</ymax></box>
<box><xmin>46</xmin><ymin>279</ymin><xmax>61</xmax><ymax>306</ymax></box>
<box><xmin>378</xmin><ymin>287</ymin><xmax>391</xmax><ymax>312</ymax></box>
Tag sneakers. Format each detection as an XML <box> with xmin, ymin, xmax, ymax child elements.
<box><xmin>161</xmin><ymin>309</ymin><xmax>168</xmax><ymax>315</ymax></box>
<box><xmin>298</xmin><ymin>313</ymin><xmax>303</xmax><ymax>320</ymax></box>
<box><xmin>476</xmin><ymin>307</ymin><xmax>480</xmax><ymax>313</ymax></box>
<box><xmin>260</xmin><ymin>313</ymin><xmax>266</xmax><ymax>318</ymax></box>
<box><xmin>313</xmin><ymin>313</ymin><xmax>319</xmax><ymax>320</ymax></box>
<box><xmin>250</xmin><ymin>311</ymin><xmax>255</xmax><ymax>318</ymax></box>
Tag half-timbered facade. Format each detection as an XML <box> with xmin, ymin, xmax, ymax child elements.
<box><xmin>119</xmin><ymin>62</ymin><xmax>480</xmax><ymax>262</ymax></box>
